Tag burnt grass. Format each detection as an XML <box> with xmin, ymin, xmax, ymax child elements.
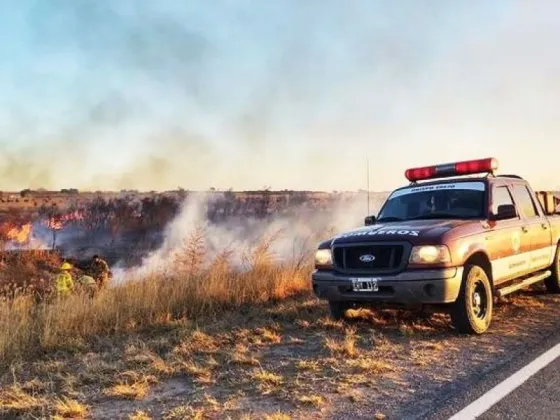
<box><xmin>1</xmin><ymin>285</ymin><xmax>559</xmax><ymax>420</ymax></box>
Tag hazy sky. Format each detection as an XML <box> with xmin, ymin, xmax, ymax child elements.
<box><xmin>1</xmin><ymin>1</ymin><xmax>559</xmax><ymax>192</ymax></box>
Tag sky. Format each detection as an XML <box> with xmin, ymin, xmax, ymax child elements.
<box><xmin>1</xmin><ymin>0</ymin><xmax>559</xmax><ymax>192</ymax></box>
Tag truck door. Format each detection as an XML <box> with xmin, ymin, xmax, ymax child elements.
<box><xmin>510</xmin><ymin>184</ymin><xmax>553</xmax><ymax>272</ymax></box>
<box><xmin>528</xmin><ymin>186</ymin><xmax>555</xmax><ymax>270</ymax></box>
<box><xmin>488</xmin><ymin>184</ymin><xmax>531</xmax><ymax>284</ymax></box>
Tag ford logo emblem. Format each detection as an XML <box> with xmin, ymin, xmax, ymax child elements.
<box><xmin>359</xmin><ymin>254</ymin><xmax>376</xmax><ymax>262</ymax></box>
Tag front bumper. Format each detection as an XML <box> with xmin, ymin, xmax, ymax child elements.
<box><xmin>311</xmin><ymin>267</ymin><xmax>463</xmax><ymax>305</ymax></box>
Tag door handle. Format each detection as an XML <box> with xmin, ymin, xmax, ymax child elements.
<box><xmin>542</xmin><ymin>223</ymin><xmax>549</xmax><ymax>230</ymax></box>
<box><xmin>522</xmin><ymin>226</ymin><xmax>529</xmax><ymax>233</ymax></box>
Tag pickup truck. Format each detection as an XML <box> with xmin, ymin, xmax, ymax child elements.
<box><xmin>312</xmin><ymin>157</ymin><xmax>560</xmax><ymax>334</ymax></box>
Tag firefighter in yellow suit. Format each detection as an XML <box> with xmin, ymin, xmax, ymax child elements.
<box><xmin>55</xmin><ymin>262</ymin><xmax>74</xmax><ymax>296</ymax></box>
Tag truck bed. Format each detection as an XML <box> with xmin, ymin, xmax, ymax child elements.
<box><xmin>536</xmin><ymin>190</ymin><xmax>560</xmax><ymax>214</ymax></box>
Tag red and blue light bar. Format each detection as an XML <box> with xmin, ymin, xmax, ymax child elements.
<box><xmin>405</xmin><ymin>157</ymin><xmax>498</xmax><ymax>182</ymax></box>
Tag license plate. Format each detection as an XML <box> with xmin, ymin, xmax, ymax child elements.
<box><xmin>350</xmin><ymin>278</ymin><xmax>379</xmax><ymax>292</ymax></box>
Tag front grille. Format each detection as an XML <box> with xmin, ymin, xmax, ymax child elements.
<box><xmin>333</xmin><ymin>243</ymin><xmax>407</xmax><ymax>273</ymax></box>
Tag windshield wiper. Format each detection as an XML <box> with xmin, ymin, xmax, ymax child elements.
<box><xmin>376</xmin><ymin>216</ymin><xmax>403</xmax><ymax>223</ymax></box>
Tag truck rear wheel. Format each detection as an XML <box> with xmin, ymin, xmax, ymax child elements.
<box><xmin>544</xmin><ymin>245</ymin><xmax>560</xmax><ymax>293</ymax></box>
<box><xmin>450</xmin><ymin>264</ymin><xmax>493</xmax><ymax>334</ymax></box>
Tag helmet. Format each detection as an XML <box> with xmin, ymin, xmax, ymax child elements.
<box><xmin>60</xmin><ymin>262</ymin><xmax>72</xmax><ymax>270</ymax></box>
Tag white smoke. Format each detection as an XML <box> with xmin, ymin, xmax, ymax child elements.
<box><xmin>111</xmin><ymin>191</ymin><xmax>389</xmax><ymax>284</ymax></box>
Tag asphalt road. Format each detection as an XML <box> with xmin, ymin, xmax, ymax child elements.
<box><xmin>409</xmin><ymin>327</ymin><xmax>560</xmax><ymax>420</ymax></box>
<box><xmin>478</xmin><ymin>357</ymin><xmax>559</xmax><ymax>420</ymax></box>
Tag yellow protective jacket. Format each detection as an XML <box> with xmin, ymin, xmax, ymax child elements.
<box><xmin>55</xmin><ymin>272</ymin><xmax>74</xmax><ymax>295</ymax></box>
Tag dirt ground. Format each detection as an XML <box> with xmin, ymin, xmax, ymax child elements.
<box><xmin>1</xmin><ymin>285</ymin><xmax>559</xmax><ymax>420</ymax></box>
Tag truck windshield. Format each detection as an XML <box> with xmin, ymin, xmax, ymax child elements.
<box><xmin>377</xmin><ymin>181</ymin><xmax>486</xmax><ymax>222</ymax></box>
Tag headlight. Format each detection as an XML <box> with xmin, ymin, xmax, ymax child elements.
<box><xmin>409</xmin><ymin>245</ymin><xmax>451</xmax><ymax>264</ymax></box>
<box><xmin>315</xmin><ymin>249</ymin><xmax>333</xmax><ymax>267</ymax></box>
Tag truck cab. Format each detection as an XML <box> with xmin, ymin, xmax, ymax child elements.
<box><xmin>312</xmin><ymin>158</ymin><xmax>560</xmax><ymax>334</ymax></box>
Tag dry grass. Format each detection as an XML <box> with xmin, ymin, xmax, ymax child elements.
<box><xmin>324</xmin><ymin>326</ymin><xmax>359</xmax><ymax>358</ymax></box>
<box><xmin>0</xmin><ymin>385</ymin><xmax>48</xmax><ymax>417</ymax></box>
<box><xmin>180</xmin><ymin>360</ymin><xmax>215</xmax><ymax>385</ymax></box>
<box><xmin>0</xmin><ymin>249</ymin><xmax>63</xmax><ymax>296</ymax></box>
<box><xmin>104</xmin><ymin>371</ymin><xmax>158</xmax><ymax>401</ymax></box>
<box><xmin>0</xmin><ymin>289</ymin><xmax>557</xmax><ymax>419</ymax></box>
<box><xmin>252</xmin><ymin>368</ymin><xmax>284</xmax><ymax>394</ymax></box>
<box><xmin>1</xmin><ymin>221</ymin><xmax>558</xmax><ymax>418</ymax></box>
<box><xmin>0</xmin><ymin>233</ymin><xmax>313</xmax><ymax>364</ymax></box>
<box><xmin>297</xmin><ymin>394</ymin><xmax>326</xmax><ymax>407</ymax></box>
<box><xmin>229</xmin><ymin>344</ymin><xmax>260</xmax><ymax>366</ymax></box>
<box><xmin>346</xmin><ymin>357</ymin><xmax>395</xmax><ymax>374</ymax></box>
<box><xmin>105</xmin><ymin>381</ymin><xmax>151</xmax><ymax>400</ymax></box>
<box><xmin>129</xmin><ymin>410</ymin><xmax>153</xmax><ymax>420</ymax></box>
<box><xmin>296</xmin><ymin>360</ymin><xmax>321</xmax><ymax>372</ymax></box>
<box><xmin>53</xmin><ymin>396</ymin><xmax>90</xmax><ymax>418</ymax></box>
<box><xmin>264</xmin><ymin>412</ymin><xmax>291</xmax><ymax>420</ymax></box>
<box><xmin>162</xmin><ymin>405</ymin><xmax>206</xmax><ymax>420</ymax></box>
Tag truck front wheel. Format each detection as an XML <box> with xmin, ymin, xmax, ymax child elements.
<box><xmin>544</xmin><ymin>245</ymin><xmax>560</xmax><ymax>293</ymax></box>
<box><xmin>450</xmin><ymin>264</ymin><xmax>493</xmax><ymax>334</ymax></box>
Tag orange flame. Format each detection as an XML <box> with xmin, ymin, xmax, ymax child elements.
<box><xmin>5</xmin><ymin>223</ymin><xmax>32</xmax><ymax>244</ymax></box>
<box><xmin>60</xmin><ymin>210</ymin><xmax>85</xmax><ymax>222</ymax></box>
<box><xmin>39</xmin><ymin>210</ymin><xmax>86</xmax><ymax>231</ymax></box>
<box><xmin>44</xmin><ymin>217</ymin><xmax>64</xmax><ymax>230</ymax></box>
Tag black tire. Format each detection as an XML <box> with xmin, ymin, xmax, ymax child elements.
<box><xmin>328</xmin><ymin>301</ymin><xmax>352</xmax><ymax>320</ymax></box>
<box><xmin>450</xmin><ymin>264</ymin><xmax>493</xmax><ymax>334</ymax></box>
<box><xmin>544</xmin><ymin>245</ymin><xmax>560</xmax><ymax>293</ymax></box>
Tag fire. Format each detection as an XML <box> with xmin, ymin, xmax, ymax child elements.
<box><xmin>4</xmin><ymin>223</ymin><xmax>32</xmax><ymax>244</ymax></box>
<box><xmin>0</xmin><ymin>209</ymin><xmax>86</xmax><ymax>250</ymax></box>
<box><xmin>45</xmin><ymin>217</ymin><xmax>64</xmax><ymax>230</ymax></box>
<box><xmin>41</xmin><ymin>210</ymin><xmax>85</xmax><ymax>230</ymax></box>
<box><xmin>60</xmin><ymin>210</ymin><xmax>85</xmax><ymax>222</ymax></box>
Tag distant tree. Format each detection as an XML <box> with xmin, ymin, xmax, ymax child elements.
<box><xmin>80</xmin><ymin>197</ymin><xmax>115</xmax><ymax>243</ymax></box>
<box><xmin>139</xmin><ymin>196</ymin><xmax>179</xmax><ymax>230</ymax></box>
<box><xmin>109</xmin><ymin>199</ymin><xmax>140</xmax><ymax>245</ymax></box>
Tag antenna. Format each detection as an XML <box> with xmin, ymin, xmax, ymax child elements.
<box><xmin>366</xmin><ymin>155</ymin><xmax>370</xmax><ymax>215</ymax></box>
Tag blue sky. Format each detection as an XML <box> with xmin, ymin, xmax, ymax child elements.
<box><xmin>1</xmin><ymin>1</ymin><xmax>559</xmax><ymax>191</ymax></box>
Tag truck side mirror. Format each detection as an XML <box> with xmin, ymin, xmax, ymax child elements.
<box><xmin>493</xmin><ymin>204</ymin><xmax>517</xmax><ymax>220</ymax></box>
<box><xmin>364</xmin><ymin>215</ymin><xmax>376</xmax><ymax>226</ymax></box>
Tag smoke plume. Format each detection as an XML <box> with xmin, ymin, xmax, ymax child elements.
<box><xmin>2</xmin><ymin>2</ymin><xmax>560</xmax><ymax>191</ymax></box>
<box><xmin>112</xmin><ymin>191</ymin><xmax>389</xmax><ymax>283</ymax></box>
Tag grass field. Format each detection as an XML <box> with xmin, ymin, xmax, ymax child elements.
<box><xmin>1</xmin><ymin>262</ymin><xmax>558</xmax><ymax>419</ymax></box>
<box><xmin>0</xmin><ymin>233</ymin><xmax>313</xmax><ymax>362</ymax></box>
<box><xmin>0</xmin><ymin>223</ymin><xmax>320</xmax><ymax>419</ymax></box>
<box><xmin>0</xmin><ymin>189</ymin><xmax>363</xmax><ymax>364</ymax></box>
<box><xmin>2</xmin><ymin>189</ymin><xmax>558</xmax><ymax>419</ymax></box>
<box><xmin>0</xmin><ymin>212</ymin><xmax>316</xmax><ymax>419</ymax></box>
